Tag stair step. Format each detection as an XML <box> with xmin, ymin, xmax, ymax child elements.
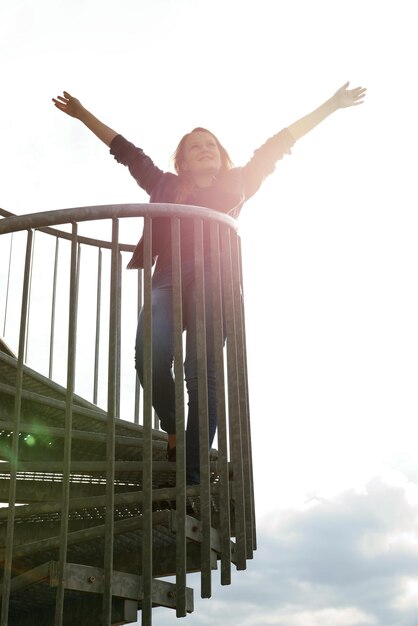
<box><xmin>0</xmin><ymin>508</ymin><xmax>226</xmax><ymax>588</ymax></box>
<box><xmin>1</xmin><ymin>560</ymin><xmax>194</xmax><ymax>624</ymax></box>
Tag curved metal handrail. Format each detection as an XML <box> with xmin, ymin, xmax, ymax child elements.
<box><xmin>1</xmin><ymin>207</ymin><xmax>135</xmax><ymax>251</ymax></box>
<box><xmin>0</xmin><ymin>203</ymin><xmax>238</xmax><ymax>236</ymax></box>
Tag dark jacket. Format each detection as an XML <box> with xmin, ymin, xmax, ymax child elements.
<box><xmin>110</xmin><ymin>128</ymin><xmax>295</xmax><ymax>269</ymax></box>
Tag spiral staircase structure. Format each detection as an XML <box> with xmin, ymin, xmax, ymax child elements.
<box><xmin>0</xmin><ymin>205</ymin><xmax>256</xmax><ymax>625</ymax></box>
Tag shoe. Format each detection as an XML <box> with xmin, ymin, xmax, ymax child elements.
<box><xmin>166</xmin><ymin>444</ymin><xmax>176</xmax><ymax>462</ymax></box>
<box><xmin>209</xmin><ymin>448</ymin><xmax>219</xmax><ymax>461</ymax></box>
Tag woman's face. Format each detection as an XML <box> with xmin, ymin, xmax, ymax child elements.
<box><xmin>180</xmin><ymin>130</ymin><xmax>222</xmax><ymax>184</ymax></box>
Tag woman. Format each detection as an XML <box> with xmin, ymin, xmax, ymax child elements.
<box><xmin>52</xmin><ymin>82</ymin><xmax>366</xmax><ymax>483</ymax></box>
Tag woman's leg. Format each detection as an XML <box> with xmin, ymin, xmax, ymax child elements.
<box><xmin>184</xmin><ymin>268</ymin><xmax>219</xmax><ymax>484</ymax></box>
<box><xmin>135</xmin><ymin>268</ymin><xmax>176</xmax><ymax>435</ymax></box>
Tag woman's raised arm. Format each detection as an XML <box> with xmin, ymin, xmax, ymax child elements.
<box><xmin>52</xmin><ymin>91</ymin><xmax>118</xmax><ymax>147</ymax></box>
<box><xmin>287</xmin><ymin>81</ymin><xmax>366</xmax><ymax>142</ymax></box>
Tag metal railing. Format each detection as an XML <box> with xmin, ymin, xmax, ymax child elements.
<box><xmin>0</xmin><ymin>204</ymin><xmax>256</xmax><ymax>625</ymax></box>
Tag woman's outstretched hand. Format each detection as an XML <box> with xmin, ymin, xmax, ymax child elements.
<box><xmin>52</xmin><ymin>91</ymin><xmax>84</xmax><ymax>118</ymax></box>
<box><xmin>51</xmin><ymin>91</ymin><xmax>118</xmax><ymax>147</ymax></box>
<box><xmin>333</xmin><ymin>82</ymin><xmax>367</xmax><ymax>109</ymax></box>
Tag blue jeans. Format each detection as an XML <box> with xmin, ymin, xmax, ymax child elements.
<box><xmin>135</xmin><ymin>260</ymin><xmax>221</xmax><ymax>484</ymax></box>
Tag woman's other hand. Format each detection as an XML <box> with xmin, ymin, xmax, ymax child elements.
<box><xmin>52</xmin><ymin>91</ymin><xmax>84</xmax><ymax>118</ymax></box>
<box><xmin>333</xmin><ymin>82</ymin><xmax>367</xmax><ymax>109</ymax></box>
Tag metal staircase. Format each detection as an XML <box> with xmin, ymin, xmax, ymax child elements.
<box><xmin>0</xmin><ymin>205</ymin><xmax>256</xmax><ymax>625</ymax></box>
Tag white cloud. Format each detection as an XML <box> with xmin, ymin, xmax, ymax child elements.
<box><xmin>149</xmin><ymin>476</ymin><xmax>418</xmax><ymax>626</ymax></box>
<box><xmin>393</xmin><ymin>577</ymin><xmax>418</xmax><ymax>612</ymax></box>
<box><xmin>270</xmin><ymin>606</ymin><xmax>377</xmax><ymax>626</ymax></box>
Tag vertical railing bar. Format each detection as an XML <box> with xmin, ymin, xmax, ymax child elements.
<box><xmin>237</xmin><ymin>235</ymin><xmax>257</xmax><ymax>551</ymax></box>
<box><xmin>220</xmin><ymin>226</ymin><xmax>247</xmax><ymax>570</ymax></box>
<box><xmin>230</xmin><ymin>232</ymin><xmax>253</xmax><ymax>559</ymax></box>
<box><xmin>171</xmin><ymin>217</ymin><xmax>187</xmax><ymax>616</ymax></box>
<box><xmin>0</xmin><ymin>229</ymin><xmax>33</xmax><ymax>626</ymax></box>
<box><xmin>141</xmin><ymin>216</ymin><xmax>153</xmax><ymax>625</ymax></box>
<box><xmin>2</xmin><ymin>233</ymin><xmax>13</xmax><ymax>337</ymax></box>
<box><xmin>102</xmin><ymin>218</ymin><xmax>119</xmax><ymax>625</ymax></box>
<box><xmin>24</xmin><ymin>230</ymin><xmax>36</xmax><ymax>363</ymax></box>
<box><xmin>54</xmin><ymin>222</ymin><xmax>79</xmax><ymax>625</ymax></box>
<box><xmin>116</xmin><ymin>251</ymin><xmax>122</xmax><ymax>418</ymax></box>
<box><xmin>194</xmin><ymin>218</ymin><xmax>212</xmax><ymax>599</ymax></box>
<box><xmin>93</xmin><ymin>247</ymin><xmax>102</xmax><ymax>405</ymax></box>
<box><xmin>134</xmin><ymin>268</ymin><xmax>142</xmax><ymax>424</ymax></box>
<box><xmin>49</xmin><ymin>236</ymin><xmax>60</xmax><ymax>380</ymax></box>
<box><xmin>134</xmin><ymin>376</ymin><xmax>140</xmax><ymax>423</ymax></box>
<box><xmin>74</xmin><ymin>242</ymin><xmax>82</xmax><ymax>391</ymax></box>
<box><xmin>209</xmin><ymin>221</ymin><xmax>231</xmax><ymax>585</ymax></box>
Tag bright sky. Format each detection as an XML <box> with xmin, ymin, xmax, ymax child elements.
<box><xmin>1</xmin><ymin>1</ymin><xmax>418</xmax><ymax>625</ymax></box>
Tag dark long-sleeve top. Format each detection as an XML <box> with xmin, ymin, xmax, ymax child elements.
<box><xmin>110</xmin><ymin>128</ymin><xmax>295</xmax><ymax>270</ymax></box>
